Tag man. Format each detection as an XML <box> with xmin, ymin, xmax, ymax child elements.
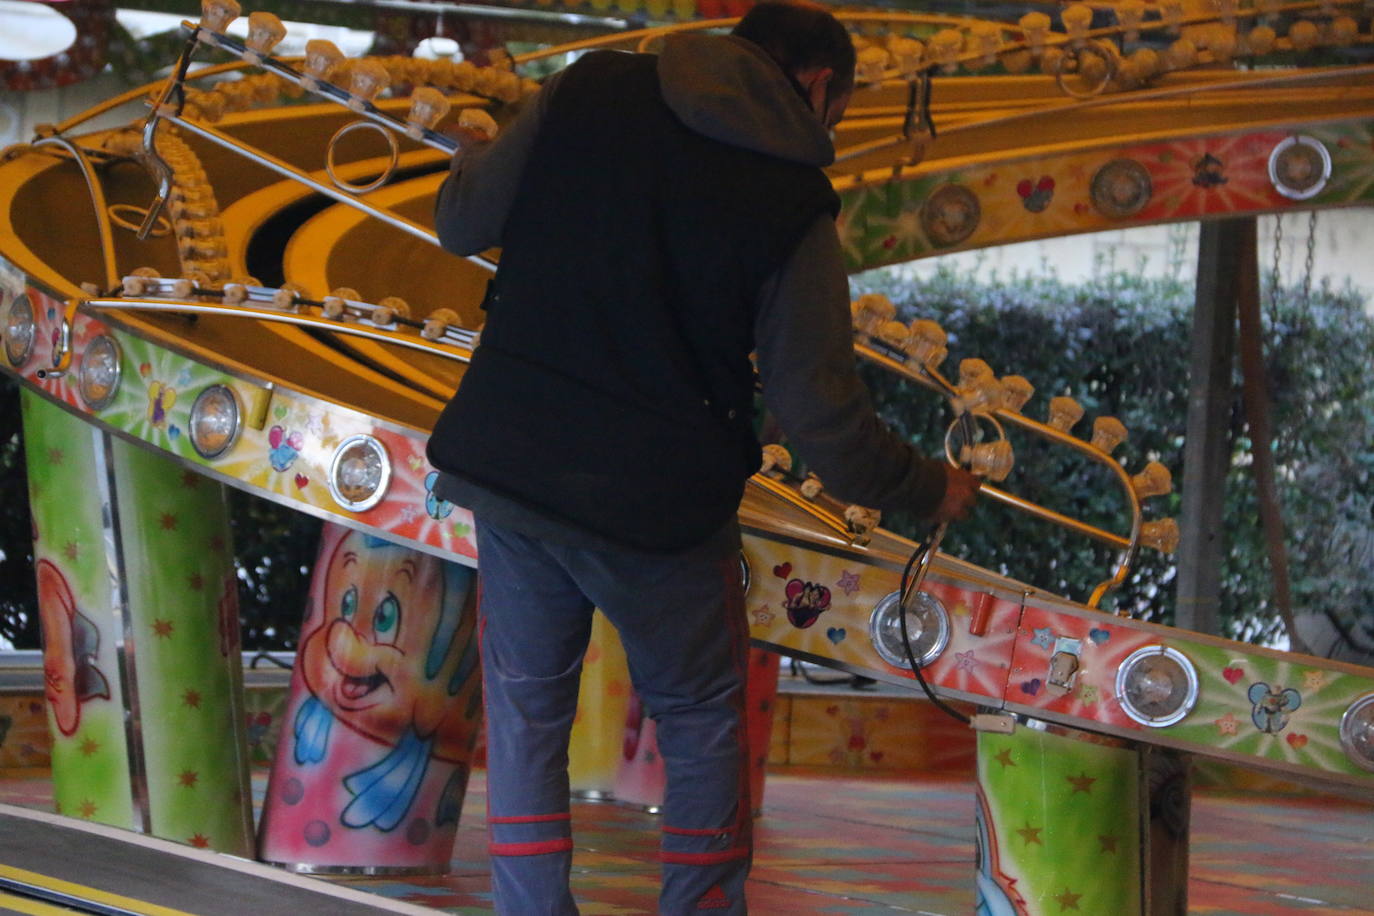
<box><xmin>427</xmin><ymin>3</ymin><xmax>979</xmax><ymax>912</ymax></box>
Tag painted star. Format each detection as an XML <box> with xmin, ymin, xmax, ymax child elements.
<box><xmin>836</xmin><ymin>570</ymin><xmax>861</xmax><ymax>596</ymax></box>
<box><xmin>1031</xmin><ymin>626</ymin><xmax>1055</xmax><ymax>650</ymax></box>
<box><xmin>1078</xmin><ymin>684</ymin><xmax>1099</xmax><ymax>704</ymax></box>
<box><xmin>1067</xmin><ymin>772</ymin><xmax>1096</xmax><ymax>794</ymax></box>
<box><xmin>1016</xmin><ymin>823</ymin><xmax>1043</xmax><ymax>846</ymax></box>
<box><xmin>1303</xmin><ymin>670</ymin><xmax>1326</xmax><ymax>691</ymax></box>
<box><xmin>399</xmin><ymin>504</ymin><xmax>419</xmax><ymax>525</ymax></box>
<box><xmin>77</xmin><ymin>799</ymin><xmax>97</xmax><ymax>818</ymax></box>
<box><xmin>79</xmin><ymin>737</ymin><xmax>100</xmax><ymax>757</ymax></box>
<box><xmin>955</xmin><ymin>650</ymin><xmax>978</xmax><ymax>672</ymax></box>
<box><xmin>1215</xmin><ymin>712</ymin><xmax>1239</xmax><ymax>736</ymax></box>
<box><xmin>180</xmin><ymin>470</ymin><xmax>200</xmax><ymax>489</ymax></box>
<box><xmin>994</xmin><ymin>748</ymin><xmax>1015</xmax><ymax>768</ymax></box>
<box><xmin>208</xmin><ymin>535</ymin><xmax>226</xmax><ymax>553</ymax></box>
<box><xmin>189</xmin><ymin>833</ymin><xmax>211</xmax><ymax>848</ymax></box>
<box><xmin>159</xmin><ymin>512</ymin><xmax>178</xmax><ymax>531</ymax></box>
<box><xmin>187</xmin><ymin>572</ymin><xmax>204</xmax><ymax>591</ymax></box>
<box><xmin>178</xmin><ymin>770</ymin><xmax>199</xmax><ymax>788</ymax></box>
<box><xmin>182</xmin><ymin>689</ymin><xmax>202</xmax><ymax>709</ymax></box>
<box><xmin>1053</xmin><ymin>888</ymin><xmax>1082</xmax><ymax>910</ymax></box>
<box><xmin>62</xmin><ymin>541</ymin><xmax>79</xmax><ymax>562</ymax></box>
<box><xmin>152</xmin><ymin>619</ymin><xmax>174</xmax><ymax>638</ymax></box>
<box><xmin>47</xmin><ymin>447</ymin><xmax>64</xmax><ymax>466</ymax></box>
<box><xmin>1099</xmin><ymin>834</ymin><xmax>1119</xmax><ymax>853</ymax></box>
<box><xmin>752</xmin><ymin>606</ymin><xmax>774</xmax><ymax>627</ymax></box>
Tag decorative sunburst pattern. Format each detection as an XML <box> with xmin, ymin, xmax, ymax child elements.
<box><xmin>1134</xmin><ymin>131</ymin><xmax>1289</xmax><ymax>220</ymax></box>
<box><xmin>1310</xmin><ymin>121</ymin><xmax>1374</xmax><ymax>203</ymax></box>
<box><xmin>743</xmin><ymin>535</ymin><xmax>1016</xmax><ymax>703</ymax></box>
<box><xmin>1007</xmin><ymin>602</ymin><xmax>1374</xmax><ymax>783</ymax></box>
<box><xmin>836</xmin><ymin>118</ymin><xmax>1374</xmax><ymax>274</ymax></box>
<box><xmin>11</xmin><ymin>294</ymin><xmax>479</xmax><ymax>565</ymax></box>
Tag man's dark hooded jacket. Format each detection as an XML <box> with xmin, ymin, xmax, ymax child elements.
<box><xmin>429</xmin><ymin>33</ymin><xmax>947</xmax><ymax>552</ymax></box>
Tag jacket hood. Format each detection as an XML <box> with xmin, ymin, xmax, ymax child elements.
<box><xmin>657</xmin><ymin>33</ymin><xmax>835</xmax><ymax>167</ymax></box>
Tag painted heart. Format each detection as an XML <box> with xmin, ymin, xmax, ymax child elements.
<box><xmin>1089</xmin><ymin>627</ymin><xmax>1111</xmax><ymax>644</ymax></box>
<box><xmin>407</xmin><ymin>456</ymin><xmax>424</xmax><ymax>471</ymax></box>
<box><xmin>274</xmin><ymin>405</ymin><xmax>288</xmax><ymax>420</ymax></box>
<box><xmin>268</xmin><ymin>425</ymin><xmax>284</xmax><ymax>449</ymax></box>
<box><xmin>293</xmin><ymin>473</ymin><xmax>308</xmax><ymax>489</ymax></box>
<box><xmin>452</xmin><ymin>523</ymin><xmax>471</xmax><ymax>538</ymax></box>
<box><xmin>772</xmin><ymin>562</ymin><xmax>792</xmax><ymax>579</ymax></box>
<box><xmin>869</xmin><ymin>751</ymin><xmax>885</xmax><ymax>763</ymax></box>
<box><xmin>1222</xmin><ymin>666</ymin><xmax>1244</xmax><ymax>684</ymax></box>
<box><xmin>1020</xmin><ymin>678</ymin><xmax>1042</xmax><ymax>697</ymax></box>
<box><xmin>139</xmin><ymin>362</ymin><xmax>151</xmax><ymax>377</ymax></box>
<box><xmin>168</xmin><ymin>424</ymin><xmax>180</xmax><ymax>439</ymax></box>
<box><xmin>1286</xmin><ymin>733</ymin><xmax>1308</xmax><ymax>749</ymax></box>
<box><xmin>826</xmin><ymin>627</ymin><xmax>846</xmax><ymax>645</ymax></box>
<box><xmin>825</xmin><ymin>705</ymin><xmax>840</xmax><ymax>717</ymax></box>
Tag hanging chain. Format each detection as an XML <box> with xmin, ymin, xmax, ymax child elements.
<box><xmin>1268</xmin><ymin>213</ymin><xmax>1283</xmax><ymax>326</ymax></box>
<box><xmin>1302</xmin><ymin>209</ymin><xmax>1317</xmax><ymax>312</ymax></box>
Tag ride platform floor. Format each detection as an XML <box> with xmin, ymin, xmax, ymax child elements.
<box><xmin>2</xmin><ymin>766</ymin><xmax>1372</xmax><ymax>915</ymax></box>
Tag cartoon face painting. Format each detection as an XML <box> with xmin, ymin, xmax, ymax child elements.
<box><xmin>299</xmin><ymin>528</ymin><xmax>480</xmax><ymax>760</ymax></box>
<box><xmin>37</xmin><ymin>559</ymin><xmax>110</xmax><ymax>736</ymax></box>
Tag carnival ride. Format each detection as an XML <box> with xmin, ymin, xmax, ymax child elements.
<box><xmin>1</xmin><ymin>0</ymin><xmax>1373</xmax><ymax>912</ymax></box>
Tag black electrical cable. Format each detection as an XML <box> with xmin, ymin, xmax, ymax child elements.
<box><xmin>897</xmin><ymin>532</ymin><xmax>971</xmax><ymax>725</ymax></box>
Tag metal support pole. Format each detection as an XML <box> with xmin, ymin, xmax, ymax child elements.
<box><xmin>1175</xmin><ymin>219</ymin><xmax>1243</xmax><ymax>636</ymax></box>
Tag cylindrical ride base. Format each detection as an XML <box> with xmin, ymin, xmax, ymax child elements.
<box><xmin>568</xmin><ymin>610</ymin><xmax>632</xmax><ymax>800</ymax></box>
<box><xmin>23</xmin><ymin>391</ymin><xmax>253</xmax><ymax>855</ymax></box>
<box><xmin>975</xmin><ymin>721</ymin><xmax>1144</xmax><ymax>916</ymax></box>
<box><xmin>257</xmin><ymin>524</ymin><xmax>482</xmax><ymax>874</ymax></box>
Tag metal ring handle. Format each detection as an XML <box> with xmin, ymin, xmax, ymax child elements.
<box><xmin>1054</xmin><ymin>41</ymin><xmax>1117</xmax><ymax>99</ymax></box>
<box><xmin>942</xmin><ymin>410</ymin><xmax>1007</xmax><ymax>467</ymax></box>
<box><xmin>325</xmin><ymin>119</ymin><xmax>399</xmax><ymax>195</ymax></box>
<box><xmin>108</xmin><ymin>203</ymin><xmax>171</xmax><ymax>237</ymax></box>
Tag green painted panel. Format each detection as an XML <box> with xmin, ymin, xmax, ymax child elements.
<box><xmin>21</xmin><ymin>390</ymin><xmax>136</xmax><ymax>829</ymax></box>
<box><xmin>977</xmin><ymin>727</ymin><xmax>1142</xmax><ymax>916</ymax></box>
<box><xmin>110</xmin><ymin>435</ymin><xmax>255</xmax><ymax>856</ymax></box>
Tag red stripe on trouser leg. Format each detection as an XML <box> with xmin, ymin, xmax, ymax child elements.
<box><xmin>660</xmin><ymin>848</ymin><xmax>752</xmax><ymax>865</ymax></box>
<box><xmin>489</xmin><ymin>838</ymin><xmax>576</xmax><ymax>856</ymax></box>
<box><xmin>490</xmin><ymin>813</ymin><xmax>572</xmax><ymax>824</ymax></box>
<box><xmin>663</xmin><ymin>825</ymin><xmax>738</xmax><ymax>837</ymax></box>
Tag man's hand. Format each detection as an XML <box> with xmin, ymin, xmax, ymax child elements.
<box><xmin>930</xmin><ymin>467</ymin><xmax>980</xmax><ymax>524</ymax></box>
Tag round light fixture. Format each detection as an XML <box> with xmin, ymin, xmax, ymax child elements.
<box><xmin>328</xmin><ymin>434</ymin><xmax>391</xmax><ymax>511</ymax></box>
<box><xmin>188</xmin><ymin>384</ymin><xmax>242</xmax><ymax>459</ymax></box>
<box><xmin>1268</xmin><ymin>135</ymin><xmax>1331</xmax><ymax>201</ymax></box>
<box><xmin>77</xmin><ymin>334</ymin><xmax>122</xmax><ymax>410</ymax></box>
<box><xmin>1339</xmin><ymin>693</ymin><xmax>1374</xmax><ymax>773</ymax></box>
<box><xmin>869</xmin><ymin>589</ymin><xmax>951</xmax><ymax>669</ymax></box>
<box><xmin>4</xmin><ymin>293</ymin><xmax>35</xmax><ymax>367</ymax></box>
<box><xmin>1115</xmin><ymin>646</ymin><xmax>1199</xmax><ymax>727</ymax></box>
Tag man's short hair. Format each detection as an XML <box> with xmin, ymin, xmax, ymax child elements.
<box><xmin>731</xmin><ymin>1</ymin><xmax>856</xmax><ymax>94</ymax></box>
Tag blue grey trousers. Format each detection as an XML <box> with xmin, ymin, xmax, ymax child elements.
<box><xmin>475</xmin><ymin>518</ymin><xmax>753</xmax><ymax>915</ymax></box>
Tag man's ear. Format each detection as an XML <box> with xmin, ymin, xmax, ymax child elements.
<box><xmin>794</xmin><ymin>65</ymin><xmax>834</xmax><ymax>116</ymax></box>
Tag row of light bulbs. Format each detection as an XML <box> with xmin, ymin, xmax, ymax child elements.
<box><xmin>102</xmin><ymin>129</ymin><xmax>232</xmax><ymax>285</ymax></box>
<box><xmin>191</xmin><ymin>0</ymin><xmax>535</xmax><ymax>136</ymax></box>
<box><xmin>849</xmin><ymin>292</ymin><xmax>1180</xmax><ymax>554</ymax></box>
<box><xmin>117</xmin><ymin>269</ymin><xmax>471</xmax><ymax>346</ymax></box>
<box><xmin>850</xmin><ymin>0</ymin><xmax>1371</xmax><ymax>87</ymax></box>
